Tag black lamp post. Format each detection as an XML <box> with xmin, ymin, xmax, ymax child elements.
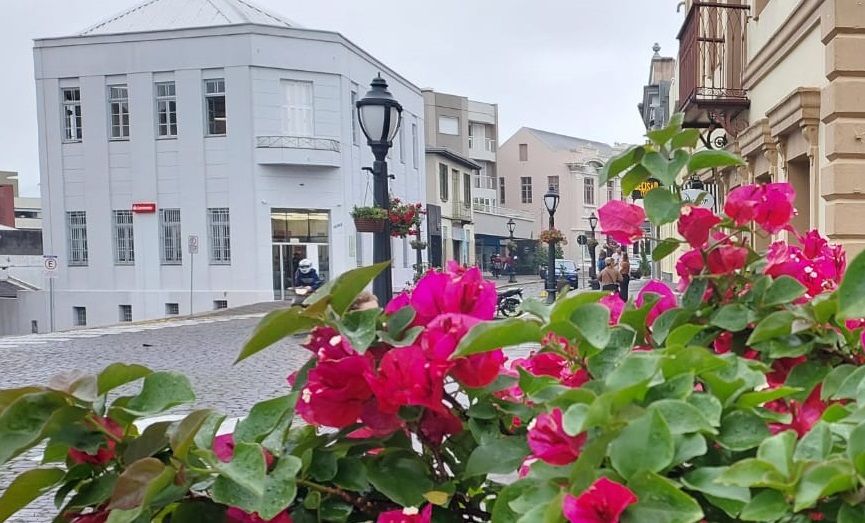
<box><xmin>356</xmin><ymin>74</ymin><xmax>403</xmax><ymax>305</ymax></box>
<box><xmin>506</xmin><ymin>218</ymin><xmax>517</xmax><ymax>284</ymax></box>
<box><xmin>588</xmin><ymin>212</ymin><xmax>599</xmax><ymax>282</ymax></box>
<box><xmin>543</xmin><ymin>187</ymin><xmax>560</xmax><ymax>303</ymax></box>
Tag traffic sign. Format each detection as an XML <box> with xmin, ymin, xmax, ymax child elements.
<box><xmin>43</xmin><ymin>255</ymin><xmax>58</xmax><ymax>278</ymax></box>
<box><xmin>188</xmin><ymin>235</ymin><xmax>199</xmax><ymax>255</ymax></box>
<box><xmin>577</xmin><ymin>234</ymin><xmax>587</xmax><ymax>246</ymax></box>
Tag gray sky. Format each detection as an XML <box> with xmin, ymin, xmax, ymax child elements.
<box><xmin>0</xmin><ymin>0</ymin><xmax>683</xmax><ymax>196</ymax></box>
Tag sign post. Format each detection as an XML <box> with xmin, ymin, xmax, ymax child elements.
<box><xmin>43</xmin><ymin>255</ymin><xmax>58</xmax><ymax>332</ymax></box>
<box><xmin>188</xmin><ymin>235</ymin><xmax>199</xmax><ymax>315</ymax></box>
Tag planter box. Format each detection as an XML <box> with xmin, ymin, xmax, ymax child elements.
<box><xmin>354</xmin><ymin>218</ymin><xmax>386</xmax><ymax>233</ymax></box>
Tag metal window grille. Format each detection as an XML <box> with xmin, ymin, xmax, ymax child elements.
<box><xmin>108</xmin><ymin>85</ymin><xmax>130</xmax><ymax>139</ymax></box>
<box><xmin>584</xmin><ymin>177</ymin><xmax>595</xmax><ymax>206</ymax></box>
<box><xmin>214</xmin><ymin>300</ymin><xmax>228</xmax><ymax>310</ymax></box>
<box><xmin>119</xmin><ymin>305</ymin><xmax>132</xmax><ymax>322</ymax></box>
<box><xmin>207</xmin><ymin>208</ymin><xmax>231</xmax><ymax>264</ymax></box>
<box><xmin>412</xmin><ymin>123</ymin><xmax>419</xmax><ymax>168</ymax></box>
<box><xmin>155</xmin><ymin>81</ymin><xmax>177</xmax><ymax>137</ymax></box>
<box><xmin>159</xmin><ymin>208</ymin><xmax>182</xmax><ymax>264</ymax></box>
<box><xmin>548</xmin><ymin>176</ymin><xmax>560</xmax><ymax>193</ymax></box>
<box><xmin>351</xmin><ymin>90</ymin><xmax>359</xmax><ymax>145</ymax></box>
<box><xmin>165</xmin><ymin>303</ymin><xmax>179</xmax><ymax>315</ymax></box>
<box><xmin>73</xmin><ymin>307</ymin><xmax>87</xmax><ymax>326</ymax></box>
<box><xmin>204</xmin><ymin>79</ymin><xmax>226</xmax><ymax>135</ymax></box>
<box><xmin>66</xmin><ymin>211</ymin><xmax>88</xmax><ymax>266</ymax></box>
<box><xmin>499</xmin><ymin>177</ymin><xmax>506</xmax><ymax>204</ymax></box>
<box><xmin>62</xmin><ymin>88</ymin><xmax>82</xmax><ymax>141</ymax></box>
<box><xmin>521</xmin><ymin>177</ymin><xmax>532</xmax><ymax>204</ymax></box>
<box><xmin>112</xmin><ymin>210</ymin><xmax>135</xmax><ymax>265</ymax></box>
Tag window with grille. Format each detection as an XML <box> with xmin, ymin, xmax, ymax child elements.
<box><xmin>165</xmin><ymin>303</ymin><xmax>179</xmax><ymax>315</ymax></box>
<box><xmin>62</xmin><ymin>87</ymin><xmax>83</xmax><ymax>142</ymax></box>
<box><xmin>584</xmin><ymin>177</ymin><xmax>596</xmax><ymax>206</ymax></box>
<box><xmin>66</xmin><ymin>211</ymin><xmax>88</xmax><ymax>266</ymax></box>
<box><xmin>159</xmin><ymin>209</ymin><xmax>182</xmax><ymax>265</ymax></box>
<box><xmin>521</xmin><ymin>177</ymin><xmax>533</xmax><ymax>204</ymax></box>
<box><xmin>155</xmin><ymin>81</ymin><xmax>177</xmax><ymax>137</ymax></box>
<box><xmin>73</xmin><ymin>307</ymin><xmax>87</xmax><ymax>326</ymax></box>
<box><xmin>108</xmin><ymin>85</ymin><xmax>129</xmax><ymax>139</ymax></box>
<box><xmin>214</xmin><ymin>300</ymin><xmax>228</xmax><ymax>310</ymax></box>
<box><xmin>412</xmin><ymin>123</ymin><xmax>419</xmax><ymax>168</ymax></box>
<box><xmin>207</xmin><ymin>208</ymin><xmax>231</xmax><ymax>264</ymax></box>
<box><xmin>548</xmin><ymin>175</ymin><xmax>560</xmax><ymax>193</ymax></box>
<box><xmin>499</xmin><ymin>177</ymin><xmax>506</xmax><ymax>204</ymax></box>
<box><xmin>204</xmin><ymin>79</ymin><xmax>226</xmax><ymax>135</ymax></box>
<box><xmin>351</xmin><ymin>90</ymin><xmax>359</xmax><ymax>145</ymax></box>
<box><xmin>112</xmin><ymin>210</ymin><xmax>134</xmax><ymax>265</ymax></box>
<box><xmin>439</xmin><ymin>164</ymin><xmax>449</xmax><ymax>201</ymax></box>
<box><xmin>119</xmin><ymin>305</ymin><xmax>132</xmax><ymax>322</ymax></box>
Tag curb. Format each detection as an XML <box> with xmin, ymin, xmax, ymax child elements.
<box><xmin>495</xmin><ymin>279</ymin><xmax>544</xmax><ymax>291</ymax></box>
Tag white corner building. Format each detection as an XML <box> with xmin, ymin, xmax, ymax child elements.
<box><xmin>21</xmin><ymin>0</ymin><xmax>425</xmax><ymax>333</ymax></box>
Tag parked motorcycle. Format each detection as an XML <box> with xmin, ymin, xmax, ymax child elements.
<box><xmin>497</xmin><ymin>288</ymin><xmax>523</xmax><ymax>317</ymax></box>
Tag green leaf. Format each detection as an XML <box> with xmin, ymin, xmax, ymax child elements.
<box><xmin>237</xmin><ymin>307</ymin><xmax>318</xmax><ymax>363</ymax></box>
<box><xmin>837</xmin><ymin>250</ymin><xmax>865</xmax><ymax>320</ymax></box>
<box><xmin>234</xmin><ymin>395</ymin><xmax>295</xmax><ymax>444</ymax></box>
<box><xmin>338</xmin><ymin>308</ymin><xmax>380</xmax><ymax>353</ymax></box>
<box><xmin>823</xmin><ymin>364</ymin><xmax>857</xmax><ymax>400</ymax></box>
<box><xmin>214</xmin><ymin>442</ymin><xmax>267</xmax><ymax>497</ymax></box>
<box><xmin>0</xmin><ymin>391</ymin><xmax>65</xmax><ymax>465</ymax></box>
<box><xmin>605</xmin><ymin>353</ymin><xmax>660</xmax><ymax>391</ymax></box>
<box><xmin>309</xmin><ymin>450</ymin><xmax>338</xmax><ymax>482</ymax></box>
<box><xmin>762</xmin><ymin>276</ymin><xmax>807</xmax><ymax>307</ymax></box>
<box><xmin>647</xmin><ymin>116</ymin><xmax>684</xmax><ymax>147</ymax></box>
<box><xmin>47</xmin><ymin>371</ymin><xmax>98</xmax><ymax>402</ymax></box>
<box><xmin>642</xmin><ymin>150</ymin><xmax>689</xmax><ymax>187</ymax></box>
<box><xmin>666</xmin><ymin>324</ymin><xmax>705</xmax><ymax>347</ymax></box>
<box><xmin>652</xmin><ymin>239</ymin><xmax>681</xmax><ymax>262</ymax></box>
<box><xmin>793</xmin><ymin>422</ymin><xmax>832</xmax><ymax>462</ymax></box>
<box><xmin>97</xmin><ymin>363</ymin><xmax>152</xmax><ymax>395</ymax></box>
<box><xmin>610</xmin><ymin>410</ymin><xmax>674</xmax><ymax>479</ymax></box>
<box><xmin>756</xmin><ymin>430</ymin><xmax>796</xmax><ymax>478</ymax></box>
<box><xmin>793</xmin><ymin>459</ymin><xmax>857</xmax><ymax>511</ymax></box>
<box><xmin>120</xmin><ymin>372</ymin><xmax>194</xmax><ymax>416</ymax></box>
<box><xmin>519</xmin><ymin>298</ymin><xmax>551</xmax><ymax>322</ymax></box>
<box><xmin>66</xmin><ymin>473</ymin><xmax>118</xmax><ymax>509</ymax></box>
<box><xmin>108</xmin><ymin>458</ymin><xmax>175</xmax><ymax>510</ymax></box>
<box><xmin>739</xmin><ymin>490</ymin><xmax>789</xmax><ymax>522</ymax></box>
<box><xmin>711</xmin><ymin>304</ymin><xmax>752</xmax><ymax>332</ymax></box>
<box><xmin>672</xmin><ymin>433</ymin><xmax>707</xmax><ymax>466</ymax></box>
<box><xmin>717</xmin><ymin>410</ymin><xmax>770</xmax><ymax>451</ymax></box>
<box><xmin>716</xmin><ymin>458</ymin><xmax>786</xmax><ymax>488</ymax></box>
<box><xmin>465</xmin><ymin>436</ymin><xmax>530</xmax><ymax>477</ymax></box>
<box><xmin>332</xmin><ymin>457</ymin><xmax>369</xmax><ymax>492</ymax></box>
<box><xmin>687</xmin><ymin>149</ymin><xmax>745</xmax><ymax>172</ymax></box>
<box><xmin>682</xmin><ymin>467</ymin><xmax>750</xmax><ymax>512</ymax></box>
<box><xmin>367</xmin><ymin>450</ymin><xmax>434</xmax><ymax>507</ymax></box>
<box><xmin>652</xmin><ymin>308</ymin><xmax>690</xmax><ymax>345</ymax></box>
<box><xmin>386</xmin><ymin>306</ymin><xmax>415</xmax><ymax>336</ymax></box>
<box><xmin>681</xmin><ymin>279</ymin><xmax>708</xmax><ymax>311</ymax></box>
<box><xmin>833</xmin><ymin>365</ymin><xmax>865</xmax><ymax>400</ymax></box>
<box><xmin>661</xmin><ymin>345</ymin><xmax>727</xmax><ymax>378</ymax></box>
<box><xmin>123</xmin><ymin>421</ymin><xmax>172</xmax><ymax>463</ymax></box>
<box><xmin>168</xmin><ymin>409</ymin><xmax>213</xmax><ymax>460</ymax></box>
<box><xmin>453</xmin><ymin>318</ymin><xmax>542</xmax><ymax>358</ymax></box>
<box><xmin>736</xmin><ymin>386</ymin><xmax>799</xmax><ymax>409</ymax></box>
<box><xmin>687</xmin><ymin>394</ymin><xmax>722</xmax><ymax>426</ymax></box>
<box><xmin>847</xmin><ymin>422</ymin><xmax>865</xmax><ymax>475</ymax></box>
<box><xmin>651</xmin><ymin>399</ymin><xmax>717</xmax><ymax>434</ymax></box>
<box><xmin>644</xmin><ymin>187</ymin><xmax>682</xmax><ymax>226</ymax></box>
<box><xmin>623</xmin><ymin>471</ymin><xmax>704</xmax><ymax>523</ymax></box>
<box><xmin>0</xmin><ymin>468</ymin><xmax>64</xmax><ymax>521</ymax></box>
<box><xmin>569</xmin><ymin>303</ymin><xmax>611</xmax><ymax>348</ymax></box>
<box><xmin>746</xmin><ymin>311</ymin><xmax>795</xmax><ymax>345</ymax></box>
<box><xmin>256</xmin><ymin>456</ymin><xmax>302</xmax><ymax>520</ymax></box>
<box><xmin>586</xmin><ymin>327</ymin><xmax>635</xmax><ymax>379</ymax></box>
<box><xmin>562</xmin><ymin>404</ymin><xmax>589</xmax><ymax>436</ymax></box>
<box><xmin>621</xmin><ymin>164</ymin><xmax>651</xmax><ymax>195</ymax></box>
<box><xmin>549</xmin><ymin>291</ymin><xmax>607</xmax><ymax>325</ymax></box>
<box><xmin>600</xmin><ymin>146</ymin><xmax>644</xmax><ymax>185</ymax></box>
<box><xmin>170</xmin><ymin>500</ymin><xmax>229</xmax><ymax>522</ymax></box>
<box><xmin>839</xmin><ymin>504</ymin><xmax>865</xmax><ymax>523</ymax></box>
<box><xmin>670</xmin><ymin>128</ymin><xmax>701</xmax><ymax>150</ymax></box>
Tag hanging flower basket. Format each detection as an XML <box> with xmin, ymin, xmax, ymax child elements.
<box><xmin>351</xmin><ymin>206</ymin><xmax>388</xmax><ymax>233</ymax></box>
<box><xmin>540</xmin><ymin>228</ymin><xmax>568</xmax><ymax>245</ymax></box>
<box><xmin>410</xmin><ymin>239</ymin><xmax>427</xmax><ymax>250</ymax></box>
<box><xmin>389</xmin><ymin>198</ymin><xmax>425</xmax><ymax>238</ymax></box>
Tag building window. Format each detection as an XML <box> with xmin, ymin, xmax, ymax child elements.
<box><xmin>584</xmin><ymin>177</ymin><xmax>596</xmax><ymax>206</ymax></box>
<box><xmin>351</xmin><ymin>90</ymin><xmax>359</xmax><ymax>145</ymax></box>
<box><xmin>519</xmin><ymin>143</ymin><xmax>528</xmax><ymax>162</ymax></box>
<box><xmin>159</xmin><ymin>208</ymin><xmax>182</xmax><ymax>265</ymax></box>
<box><xmin>119</xmin><ymin>305</ymin><xmax>132</xmax><ymax>322</ymax></box>
<box><xmin>402</xmin><ymin>237</ymin><xmax>409</xmax><ymax>268</ymax></box>
<box><xmin>207</xmin><ymin>207</ymin><xmax>231</xmax><ymax>265</ymax></box>
<box><xmin>607</xmin><ymin>181</ymin><xmax>614</xmax><ymax>202</ymax></box>
<box><xmin>108</xmin><ymin>85</ymin><xmax>130</xmax><ymax>140</ymax></box>
<box><xmin>165</xmin><ymin>303</ymin><xmax>179</xmax><ymax>315</ymax></box>
<box><xmin>463</xmin><ymin>173</ymin><xmax>472</xmax><ymax>209</ymax></box>
<box><xmin>214</xmin><ymin>300</ymin><xmax>228</xmax><ymax>310</ymax></box>
<box><xmin>439</xmin><ymin>164</ymin><xmax>449</xmax><ymax>201</ymax></box>
<box><xmin>62</xmin><ymin>87</ymin><xmax>82</xmax><ymax>142</ymax></box>
<box><xmin>520</xmin><ymin>177</ymin><xmax>532</xmax><ymax>204</ymax></box>
<box><xmin>499</xmin><ymin>177</ymin><xmax>506</xmax><ymax>204</ymax></box>
<box><xmin>281</xmin><ymin>80</ymin><xmax>314</xmax><ymax>137</ymax></box>
<box><xmin>412</xmin><ymin>123</ymin><xmax>419</xmax><ymax>168</ymax></box>
<box><xmin>204</xmin><ymin>79</ymin><xmax>226</xmax><ymax>135</ymax></box>
<box><xmin>112</xmin><ymin>210</ymin><xmax>134</xmax><ymax>265</ymax></box>
<box><xmin>548</xmin><ymin>175</ymin><xmax>560</xmax><ymax>193</ymax></box>
<box><xmin>66</xmin><ymin>211</ymin><xmax>88</xmax><ymax>266</ymax></box>
<box><xmin>399</xmin><ymin>123</ymin><xmax>406</xmax><ymax>163</ymax></box>
<box><xmin>355</xmin><ymin>232</ymin><xmax>364</xmax><ymax>267</ymax></box>
<box><xmin>438</xmin><ymin>116</ymin><xmax>459</xmax><ymax>135</ymax></box>
<box><xmin>155</xmin><ymin>81</ymin><xmax>177</xmax><ymax>138</ymax></box>
<box><xmin>73</xmin><ymin>307</ymin><xmax>87</xmax><ymax>326</ymax></box>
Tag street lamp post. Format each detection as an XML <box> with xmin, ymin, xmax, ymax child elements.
<box><xmin>588</xmin><ymin>212</ymin><xmax>599</xmax><ymax>285</ymax></box>
<box><xmin>506</xmin><ymin>218</ymin><xmax>517</xmax><ymax>284</ymax></box>
<box><xmin>544</xmin><ymin>187</ymin><xmax>560</xmax><ymax>303</ymax></box>
<box><xmin>356</xmin><ymin>74</ymin><xmax>403</xmax><ymax>305</ymax></box>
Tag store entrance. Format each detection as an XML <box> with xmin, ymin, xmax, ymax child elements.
<box><xmin>270</xmin><ymin>209</ymin><xmax>330</xmax><ymax>300</ymax></box>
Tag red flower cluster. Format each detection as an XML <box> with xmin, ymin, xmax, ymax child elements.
<box><xmin>540</xmin><ymin>228</ymin><xmax>568</xmax><ymax>245</ymax></box>
<box><xmin>765</xmin><ymin>230</ymin><xmax>846</xmax><ymax>298</ymax></box>
<box><xmin>67</xmin><ymin>417</ymin><xmax>123</xmax><ymax>466</ymax></box>
<box><xmin>388</xmin><ymin>198</ymin><xmax>424</xmax><ymax>238</ymax></box>
<box><xmin>562</xmin><ymin>477</ymin><xmax>637</xmax><ymax>523</ymax></box>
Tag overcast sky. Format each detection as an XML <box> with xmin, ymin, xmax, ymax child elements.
<box><xmin>0</xmin><ymin>0</ymin><xmax>683</xmax><ymax>196</ymax></box>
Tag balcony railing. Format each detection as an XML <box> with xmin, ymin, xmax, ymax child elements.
<box><xmin>468</xmin><ymin>136</ymin><xmax>496</xmax><ymax>153</ymax></box>
<box><xmin>256</xmin><ymin>135</ymin><xmax>341</xmax><ymax>152</ymax></box>
<box><xmin>451</xmin><ymin>202</ymin><xmax>473</xmax><ymax>222</ymax></box>
<box><xmin>677</xmin><ymin>1</ymin><xmax>749</xmax><ymax>113</ymax></box>
<box><xmin>472</xmin><ymin>203</ymin><xmax>534</xmax><ymax>221</ymax></box>
<box><xmin>474</xmin><ymin>176</ymin><xmax>498</xmax><ymax>190</ymax></box>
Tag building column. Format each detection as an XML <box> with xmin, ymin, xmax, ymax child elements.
<box><xmin>821</xmin><ymin>0</ymin><xmax>865</xmax><ymax>256</ymax></box>
<box><xmin>802</xmin><ymin>124</ymin><xmax>820</xmax><ymax>230</ymax></box>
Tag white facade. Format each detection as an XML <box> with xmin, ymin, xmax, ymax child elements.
<box><xmin>22</xmin><ymin>0</ymin><xmax>426</xmax><ymax>334</ymax></box>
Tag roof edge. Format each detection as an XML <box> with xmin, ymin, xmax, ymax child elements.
<box><xmin>426</xmin><ymin>148</ymin><xmax>482</xmax><ymax>170</ymax></box>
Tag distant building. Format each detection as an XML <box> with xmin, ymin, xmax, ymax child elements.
<box><xmin>0</xmin><ymin>171</ymin><xmax>42</xmax><ymax>230</ymax></box>
<box><xmin>22</xmin><ymin>0</ymin><xmax>425</xmax><ymax>334</ymax></box>
<box><xmin>637</xmin><ymin>44</ymin><xmax>675</xmax><ymax>131</ymax></box>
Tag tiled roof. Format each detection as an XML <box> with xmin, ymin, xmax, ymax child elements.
<box><xmin>79</xmin><ymin>0</ymin><xmax>297</xmax><ymax>36</ymax></box>
<box><xmin>524</xmin><ymin>128</ymin><xmax>616</xmax><ymax>155</ymax></box>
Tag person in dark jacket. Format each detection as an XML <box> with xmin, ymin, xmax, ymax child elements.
<box><xmin>293</xmin><ymin>258</ymin><xmax>322</xmax><ymax>290</ymax></box>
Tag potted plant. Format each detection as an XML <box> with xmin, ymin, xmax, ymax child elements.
<box><xmin>409</xmin><ymin>238</ymin><xmax>427</xmax><ymax>250</ymax></box>
<box><xmin>388</xmin><ymin>198</ymin><xmax>424</xmax><ymax>238</ymax></box>
<box><xmin>351</xmin><ymin>206</ymin><xmax>387</xmax><ymax>233</ymax></box>
<box><xmin>539</xmin><ymin>228</ymin><xmax>568</xmax><ymax>245</ymax></box>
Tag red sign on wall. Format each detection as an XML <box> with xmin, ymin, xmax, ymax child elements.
<box><xmin>132</xmin><ymin>202</ymin><xmax>157</xmax><ymax>213</ymax></box>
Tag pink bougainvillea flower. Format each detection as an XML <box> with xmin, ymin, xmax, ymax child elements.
<box><xmin>68</xmin><ymin>417</ymin><xmax>124</xmax><ymax>466</ymax></box>
<box><xmin>226</xmin><ymin>507</ymin><xmax>293</xmax><ymax>523</ymax></box>
<box><xmin>724</xmin><ymin>185</ymin><xmax>761</xmax><ymax>226</ymax></box>
<box><xmin>598</xmin><ymin>200</ymin><xmax>646</xmax><ymax>245</ymax></box>
<box><xmin>764</xmin><ymin>230</ymin><xmax>846</xmax><ymax>298</ymax></box>
<box><xmin>212</xmin><ymin>433</ymin><xmax>275</xmax><ymax>470</ymax></box>
<box><xmin>394</xmin><ymin>263</ymin><xmax>496</xmax><ymax>325</ymax></box>
<box><xmin>768</xmin><ymin>385</ymin><xmax>827</xmax><ymax>437</ymax></box>
<box><xmin>676</xmin><ymin>249</ymin><xmax>705</xmax><ymax>292</ymax></box>
<box><xmin>562</xmin><ymin>477</ymin><xmax>638</xmax><ymax>523</ymax></box>
<box><xmin>301</xmin><ymin>326</ymin><xmax>357</xmax><ymax>361</ymax></box>
<box><xmin>635</xmin><ymin>280</ymin><xmax>677</xmax><ymax>326</ymax></box>
<box><xmin>527</xmin><ymin>408</ymin><xmax>587</xmax><ymax>466</ymax></box>
<box><xmin>367</xmin><ymin>346</ymin><xmax>448</xmax><ymax>414</ymax></box>
<box><xmin>724</xmin><ymin>183</ymin><xmax>796</xmax><ymax>234</ymax></box>
<box><xmin>414</xmin><ymin>313</ymin><xmax>505</xmax><ymax>388</ymax></box>
<box><xmin>452</xmin><ymin>350</ymin><xmax>506</xmax><ymax>388</ymax></box>
<box><xmin>599</xmin><ymin>293</ymin><xmax>625</xmax><ymax>324</ymax></box>
<box><xmin>713</xmin><ymin>331</ymin><xmax>733</xmax><ymax>354</ymax></box>
<box><xmin>419</xmin><ymin>408</ymin><xmax>463</xmax><ymax>446</ymax></box>
<box><xmin>518</xmin><ymin>456</ymin><xmax>538</xmax><ymax>478</ymax></box>
<box><xmin>706</xmin><ymin>245</ymin><xmax>748</xmax><ymax>275</ymax></box>
<box><xmin>518</xmin><ymin>352</ymin><xmax>589</xmax><ymax>388</ymax></box>
<box><xmin>376</xmin><ymin>505</ymin><xmax>433</xmax><ymax>523</ymax></box>
<box><xmin>766</xmin><ymin>356</ymin><xmax>806</xmax><ymax>388</ymax></box>
<box><xmin>678</xmin><ymin>205</ymin><xmax>722</xmax><ymax>248</ymax></box>
<box><xmin>297</xmin><ymin>355</ymin><xmax>374</xmax><ymax>428</ymax></box>
<box><xmin>70</xmin><ymin>512</ymin><xmax>109</xmax><ymax>523</ymax></box>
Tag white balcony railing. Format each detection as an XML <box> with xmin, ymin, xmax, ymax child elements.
<box><xmin>472</xmin><ymin>203</ymin><xmax>534</xmax><ymax>221</ymax></box>
<box><xmin>468</xmin><ymin>136</ymin><xmax>496</xmax><ymax>153</ymax></box>
<box><xmin>256</xmin><ymin>135</ymin><xmax>341</xmax><ymax>152</ymax></box>
<box><xmin>474</xmin><ymin>176</ymin><xmax>497</xmax><ymax>190</ymax></box>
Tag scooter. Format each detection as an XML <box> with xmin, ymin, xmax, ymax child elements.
<box><xmin>497</xmin><ymin>288</ymin><xmax>523</xmax><ymax>317</ymax></box>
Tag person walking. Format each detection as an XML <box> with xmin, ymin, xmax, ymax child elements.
<box><xmin>619</xmin><ymin>252</ymin><xmax>631</xmax><ymax>301</ymax></box>
<box><xmin>599</xmin><ymin>257</ymin><xmax>622</xmax><ymax>293</ymax></box>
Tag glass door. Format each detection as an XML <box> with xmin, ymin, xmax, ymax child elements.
<box><xmin>272</xmin><ymin>244</ymin><xmax>327</xmax><ymax>300</ymax></box>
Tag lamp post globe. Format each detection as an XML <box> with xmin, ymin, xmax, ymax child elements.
<box><xmin>544</xmin><ymin>187</ymin><xmax>560</xmax><ymax>303</ymax></box>
<box><xmin>356</xmin><ymin>74</ymin><xmax>403</xmax><ymax>305</ymax></box>
<box><xmin>506</xmin><ymin>218</ymin><xmax>517</xmax><ymax>284</ymax></box>
<box><xmin>588</xmin><ymin>211</ymin><xmax>599</xmax><ymax>284</ymax></box>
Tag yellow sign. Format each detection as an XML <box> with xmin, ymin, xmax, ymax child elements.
<box><xmin>635</xmin><ymin>180</ymin><xmax>660</xmax><ymax>197</ymax></box>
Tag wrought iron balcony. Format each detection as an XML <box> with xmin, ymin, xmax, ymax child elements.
<box><xmin>254</xmin><ymin>135</ymin><xmax>341</xmax><ymax>167</ymax></box>
<box><xmin>256</xmin><ymin>135</ymin><xmax>341</xmax><ymax>152</ymax></box>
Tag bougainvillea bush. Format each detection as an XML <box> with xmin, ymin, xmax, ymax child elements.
<box><xmin>6</xmin><ymin>117</ymin><xmax>865</xmax><ymax>522</ymax></box>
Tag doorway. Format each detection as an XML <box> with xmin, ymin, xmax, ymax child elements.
<box><xmin>272</xmin><ymin>244</ymin><xmax>326</xmax><ymax>300</ymax></box>
<box><xmin>270</xmin><ymin>208</ymin><xmax>330</xmax><ymax>300</ymax></box>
